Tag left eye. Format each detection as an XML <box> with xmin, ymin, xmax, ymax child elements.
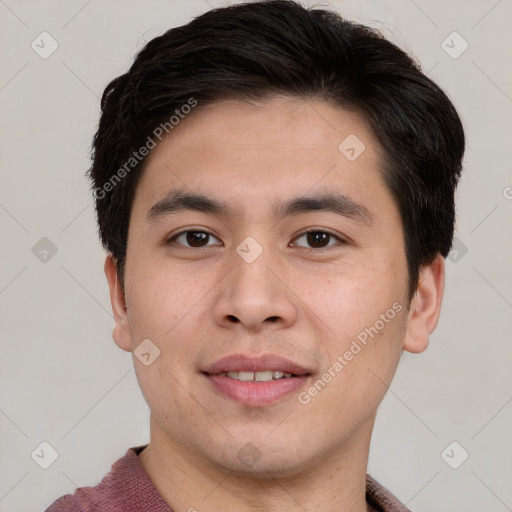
<box><xmin>292</xmin><ymin>231</ymin><xmax>342</xmax><ymax>249</ymax></box>
<box><xmin>170</xmin><ymin>230</ymin><xmax>221</xmax><ymax>248</ymax></box>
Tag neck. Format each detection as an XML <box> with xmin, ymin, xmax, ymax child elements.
<box><xmin>139</xmin><ymin>414</ymin><xmax>377</xmax><ymax>512</ymax></box>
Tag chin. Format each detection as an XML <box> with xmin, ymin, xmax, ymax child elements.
<box><xmin>213</xmin><ymin>454</ymin><xmax>308</xmax><ymax>479</ymax></box>
<box><xmin>204</xmin><ymin>435</ymin><xmax>315</xmax><ymax>479</ymax></box>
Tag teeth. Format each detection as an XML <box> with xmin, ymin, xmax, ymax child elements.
<box><xmin>217</xmin><ymin>371</ymin><xmax>295</xmax><ymax>381</ymax></box>
<box><xmin>255</xmin><ymin>371</ymin><xmax>273</xmax><ymax>382</ymax></box>
<box><xmin>238</xmin><ymin>371</ymin><xmax>254</xmax><ymax>382</ymax></box>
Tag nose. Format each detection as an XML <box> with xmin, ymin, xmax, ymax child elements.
<box><xmin>213</xmin><ymin>248</ymin><xmax>298</xmax><ymax>333</ymax></box>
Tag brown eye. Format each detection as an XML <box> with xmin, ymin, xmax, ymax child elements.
<box><xmin>293</xmin><ymin>231</ymin><xmax>342</xmax><ymax>249</ymax></box>
<box><xmin>171</xmin><ymin>230</ymin><xmax>221</xmax><ymax>247</ymax></box>
<box><xmin>307</xmin><ymin>232</ymin><xmax>329</xmax><ymax>248</ymax></box>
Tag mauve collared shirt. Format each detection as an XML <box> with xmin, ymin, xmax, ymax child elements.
<box><xmin>44</xmin><ymin>445</ymin><xmax>411</xmax><ymax>512</ymax></box>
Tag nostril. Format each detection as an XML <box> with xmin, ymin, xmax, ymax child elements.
<box><xmin>227</xmin><ymin>315</ymin><xmax>240</xmax><ymax>323</ymax></box>
<box><xmin>266</xmin><ymin>316</ymin><xmax>279</xmax><ymax>323</ymax></box>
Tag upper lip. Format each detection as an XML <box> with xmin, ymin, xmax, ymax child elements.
<box><xmin>203</xmin><ymin>354</ymin><xmax>311</xmax><ymax>376</ymax></box>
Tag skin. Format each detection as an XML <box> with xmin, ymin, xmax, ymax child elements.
<box><xmin>105</xmin><ymin>97</ymin><xmax>444</xmax><ymax>512</ymax></box>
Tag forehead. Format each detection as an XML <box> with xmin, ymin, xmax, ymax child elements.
<box><xmin>149</xmin><ymin>96</ymin><xmax>377</xmax><ymax>161</ymax></box>
<box><xmin>133</xmin><ymin>96</ymin><xmax>388</xmax><ymax>218</ymax></box>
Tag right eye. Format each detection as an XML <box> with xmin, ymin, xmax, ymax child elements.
<box><xmin>168</xmin><ymin>230</ymin><xmax>222</xmax><ymax>248</ymax></box>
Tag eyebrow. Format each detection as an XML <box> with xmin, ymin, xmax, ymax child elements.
<box><xmin>146</xmin><ymin>189</ymin><xmax>232</xmax><ymax>221</ymax></box>
<box><xmin>146</xmin><ymin>188</ymin><xmax>373</xmax><ymax>226</ymax></box>
<box><xmin>272</xmin><ymin>193</ymin><xmax>373</xmax><ymax>226</ymax></box>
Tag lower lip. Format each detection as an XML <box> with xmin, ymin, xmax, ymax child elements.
<box><xmin>205</xmin><ymin>374</ymin><xmax>309</xmax><ymax>407</ymax></box>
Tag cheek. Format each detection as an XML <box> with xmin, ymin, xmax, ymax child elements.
<box><xmin>299</xmin><ymin>258</ymin><xmax>406</xmax><ymax>333</ymax></box>
<box><xmin>125</xmin><ymin>258</ymin><xmax>204</xmax><ymax>339</ymax></box>
<box><xmin>305</xmin><ymin>302</ymin><xmax>407</xmax><ymax>414</ymax></box>
<box><xmin>298</xmin><ymin>257</ymin><xmax>408</xmax><ymax>399</ymax></box>
<box><xmin>125</xmin><ymin>265</ymin><xmax>207</xmax><ymax>416</ymax></box>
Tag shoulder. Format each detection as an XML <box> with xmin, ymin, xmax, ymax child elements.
<box><xmin>44</xmin><ymin>493</ymin><xmax>85</xmax><ymax>512</ymax></box>
<box><xmin>366</xmin><ymin>474</ymin><xmax>412</xmax><ymax>512</ymax></box>
<box><xmin>44</xmin><ymin>446</ymin><xmax>171</xmax><ymax>512</ymax></box>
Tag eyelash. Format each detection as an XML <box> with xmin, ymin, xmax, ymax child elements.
<box><xmin>167</xmin><ymin>229</ymin><xmax>347</xmax><ymax>250</ymax></box>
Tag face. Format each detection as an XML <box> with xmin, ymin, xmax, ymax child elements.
<box><xmin>108</xmin><ymin>97</ymin><xmax>437</xmax><ymax>477</ymax></box>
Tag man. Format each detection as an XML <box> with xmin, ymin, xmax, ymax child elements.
<box><xmin>45</xmin><ymin>0</ymin><xmax>464</xmax><ymax>510</ymax></box>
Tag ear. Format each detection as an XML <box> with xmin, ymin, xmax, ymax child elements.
<box><xmin>403</xmin><ymin>254</ymin><xmax>445</xmax><ymax>354</ymax></box>
<box><xmin>104</xmin><ymin>254</ymin><xmax>132</xmax><ymax>352</ymax></box>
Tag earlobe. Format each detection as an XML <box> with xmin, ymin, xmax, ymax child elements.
<box><xmin>403</xmin><ymin>254</ymin><xmax>445</xmax><ymax>354</ymax></box>
<box><xmin>104</xmin><ymin>254</ymin><xmax>132</xmax><ymax>352</ymax></box>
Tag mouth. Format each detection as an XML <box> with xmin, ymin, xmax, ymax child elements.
<box><xmin>212</xmin><ymin>370</ymin><xmax>296</xmax><ymax>381</ymax></box>
<box><xmin>202</xmin><ymin>354</ymin><xmax>312</xmax><ymax>406</ymax></box>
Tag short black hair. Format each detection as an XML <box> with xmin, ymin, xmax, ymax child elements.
<box><xmin>89</xmin><ymin>0</ymin><xmax>465</xmax><ymax>301</ymax></box>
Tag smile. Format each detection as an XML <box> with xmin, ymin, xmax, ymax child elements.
<box><xmin>214</xmin><ymin>371</ymin><xmax>295</xmax><ymax>381</ymax></box>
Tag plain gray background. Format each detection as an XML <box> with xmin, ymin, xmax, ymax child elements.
<box><xmin>1</xmin><ymin>1</ymin><xmax>511</xmax><ymax>511</ymax></box>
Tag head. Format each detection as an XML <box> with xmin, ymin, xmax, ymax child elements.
<box><xmin>91</xmin><ymin>0</ymin><xmax>464</xmax><ymax>476</ymax></box>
